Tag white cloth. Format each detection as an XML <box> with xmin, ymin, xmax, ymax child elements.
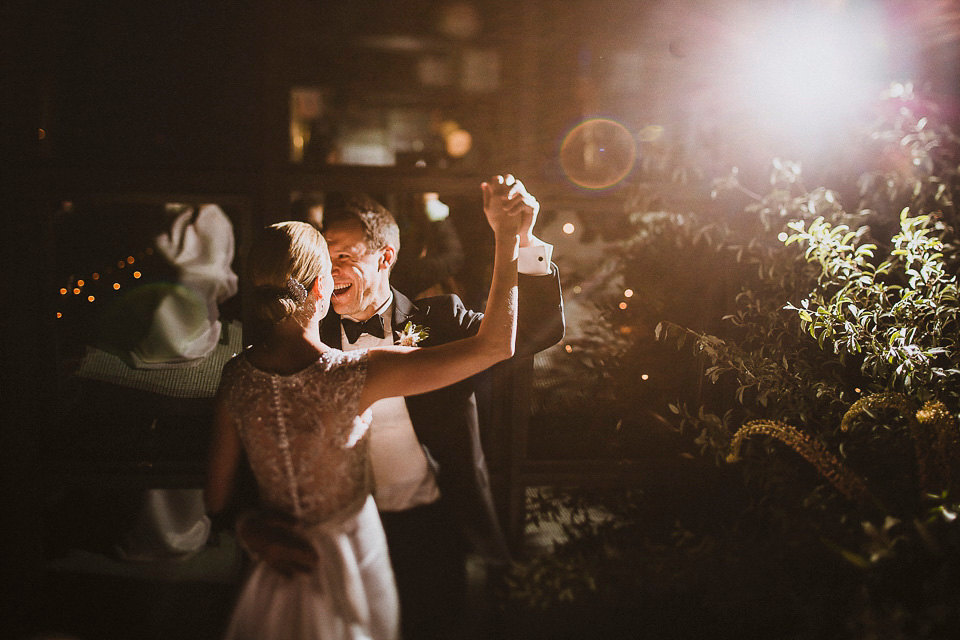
<box><xmin>342</xmin><ymin>308</ymin><xmax>441</xmax><ymax>512</ymax></box>
<box><xmin>223</xmin><ymin>495</ymin><xmax>399</xmax><ymax>640</ymax></box>
<box><xmin>116</xmin><ymin>489</ymin><xmax>211</xmax><ymax>561</ymax></box>
<box><xmin>129</xmin><ymin>203</ymin><xmax>239</xmax><ymax>368</ymax></box>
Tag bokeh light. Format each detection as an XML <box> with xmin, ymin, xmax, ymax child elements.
<box><xmin>560</xmin><ymin>118</ymin><xmax>637</xmax><ymax>190</ymax></box>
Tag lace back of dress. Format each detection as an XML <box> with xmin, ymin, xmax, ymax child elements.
<box><xmin>221</xmin><ymin>349</ymin><xmax>372</xmax><ymax>524</ymax></box>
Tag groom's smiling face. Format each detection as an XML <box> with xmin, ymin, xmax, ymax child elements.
<box><xmin>324</xmin><ymin>219</ymin><xmax>394</xmax><ymax>321</ymax></box>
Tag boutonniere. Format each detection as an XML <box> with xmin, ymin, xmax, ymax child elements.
<box><xmin>396</xmin><ymin>322</ymin><xmax>429</xmax><ymax>347</ymax></box>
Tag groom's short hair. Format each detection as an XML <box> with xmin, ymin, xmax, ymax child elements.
<box><xmin>322</xmin><ymin>193</ymin><xmax>400</xmax><ymax>256</ymax></box>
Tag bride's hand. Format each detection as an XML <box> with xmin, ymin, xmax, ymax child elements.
<box><xmin>482</xmin><ymin>174</ymin><xmax>524</xmax><ymax>238</ymax></box>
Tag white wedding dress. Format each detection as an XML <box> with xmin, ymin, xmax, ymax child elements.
<box><xmin>216</xmin><ymin>348</ymin><xmax>398</xmax><ymax>640</ymax></box>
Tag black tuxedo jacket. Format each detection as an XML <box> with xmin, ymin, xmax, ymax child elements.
<box><xmin>321</xmin><ymin>267</ymin><xmax>565</xmax><ymax>561</ymax></box>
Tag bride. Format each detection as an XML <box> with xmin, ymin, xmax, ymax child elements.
<box><xmin>204</xmin><ymin>176</ymin><xmax>523</xmax><ymax>640</ymax></box>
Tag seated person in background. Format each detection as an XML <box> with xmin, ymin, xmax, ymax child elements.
<box><xmin>390</xmin><ymin>192</ymin><xmax>465</xmax><ymax>299</ymax></box>
<box><xmin>291</xmin><ymin>192</ymin><xmax>325</xmax><ymax>230</ymax></box>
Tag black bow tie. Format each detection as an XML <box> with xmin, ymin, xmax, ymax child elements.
<box><xmin>342</xmin><ymin>314</ymin><xmax>386</xmax><ymax>343</ymax></box>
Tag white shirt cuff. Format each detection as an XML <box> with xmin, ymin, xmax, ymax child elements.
<box><xmin>518</xmin><ymin>239</ymin><xmax>553</xmax><ymax>276</ymax></box>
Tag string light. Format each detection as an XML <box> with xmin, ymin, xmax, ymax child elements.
<box><xmin>641</xmin><ymin>374</ymin><xmax>649</xmax><ymax>381</ymax></box>
<box><xmin>573</xmin><ymin>285</ymin><xmax>582</xmax><ymax>294</ymax></box>
<box><xmin>56</xmin><ymin>312</ymin><xmax>62</xmax><ymax>319</ymax></box>
<box><xmin>57</xmin><ymin>250</ymin><xmax>149</xmax><ymax>301</ymax></box>
<box><xmin>624</xmin><ymin>289</ymin><xmax>634</xmax><ymax>298</ymax></box>
<box><xmin>562</xmin><ymin>223</ymin><xmax>576</xmax><ymax>235</ymax></box>
<box><xmin>564</xmin><ymin>344</ymin><xmax>573</xmax><ymax>353</ymax></box>
<box><xmin>619</xmin><ymin>302</ymin><xmax>628</xmax><ymax>310</ymax></box>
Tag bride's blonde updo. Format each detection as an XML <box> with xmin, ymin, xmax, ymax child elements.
<box><xmin>247</xmin><ymin>221</ymin><xmax>330</xmax><ymax>325</ymax></box>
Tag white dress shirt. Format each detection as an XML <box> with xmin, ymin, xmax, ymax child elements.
<box><xmin>341</xmin><ymin>295</ymin><xmax>441</xmax><ymax>512</ymax></box>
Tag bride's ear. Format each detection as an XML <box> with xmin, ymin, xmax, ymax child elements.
<box><xmin>310</xmin><ymin>275</ymin><xmax>324</xmax><ymax>302</ymax></box>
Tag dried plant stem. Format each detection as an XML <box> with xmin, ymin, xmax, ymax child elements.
<box><xmin>727</xmin><ymin>420</ymin><xmax>871</xmax><ymax>502</ymax></box>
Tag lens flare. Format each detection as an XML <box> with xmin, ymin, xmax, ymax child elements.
<box><xmin>560</xmin><ymin>118</ymin><xmax>637</xmax><ymax>190</ymax></box>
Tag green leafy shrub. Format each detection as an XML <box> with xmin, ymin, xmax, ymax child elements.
<box><xmin>512</xmin><ymin>84</ymin><xmax>960</xmax><ymax>637</ymax></box>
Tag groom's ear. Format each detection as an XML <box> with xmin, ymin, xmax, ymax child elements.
<box><xmin>379</xmin><ymin>245</ymin><xmax>397</xmax><ymax>271</ymax></box>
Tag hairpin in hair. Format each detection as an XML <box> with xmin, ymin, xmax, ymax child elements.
<box><xmin>286</xmin><ymin>277</ymin><xmax>308</xmax><ymax>305</ymax></box>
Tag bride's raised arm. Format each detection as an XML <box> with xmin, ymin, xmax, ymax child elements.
<box><xmin>358</xmin><ymin>176</ymin><xmax>522</xmax><ymax>410</ymax></box>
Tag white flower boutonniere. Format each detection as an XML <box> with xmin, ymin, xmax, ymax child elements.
<box><xmin>396</xmin><ymin>322</ymin><xmax>429</xmax><ymax>347</ymax></box>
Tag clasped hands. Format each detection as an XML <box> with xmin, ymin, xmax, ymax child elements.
<box><xmin>482</xmin><ymin>174</ymin><xmax>540</xmax><ymax>247</ymax></box>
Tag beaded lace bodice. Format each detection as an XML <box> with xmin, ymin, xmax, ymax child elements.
<box><xmin>218</xmin><ymin>348</ymin><xmax>372</xmax><ymax>525</ymax></box>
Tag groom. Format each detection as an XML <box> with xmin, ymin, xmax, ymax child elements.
<box><xmin>248</xmin><ymin>176</ymin><xmax>564</xmax><ymax>639</ymax></box>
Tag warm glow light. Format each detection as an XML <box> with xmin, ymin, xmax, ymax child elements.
<box><xmin>87</xmin><ymin>295</ymin><xmax>95</xmax><ymax>302</ymax></box>
<box><xmin>624</xmin><ymin>289</ymin><xmax>634</xmax><ymax>298</ymax></box>
<box><xmin>444</xmin><ymin>129</ymin><xmax>473</xmax><ymax>158</ymax></box>
<box><xmin>619</xmin><ymin>302</ymin><xmax>628</xmax><ymax>310</ymax></box>
<box><xmin>113</xmin><ymin>283</ymin><xmax>120</xmax><ymax>290</ymax></box>
<box><xmin>854</xmin><ymin>387</ymin><xmax>861</xmax><ymax>393</ymax></box>
<box><xmin>724</xmin><ymin>3</ymin><xmax>887</xmax><ymax>143</ymax></box>
<box><xmin>127</xmin><ymin>256</ymin><xmax>135</xmax><ymax>264</ymax></box>
<box><xmin>60</xmin><ymin>288</ymin><xmax>67</xmax><ymax>295</ymax></box>
<box><xmin>573</xmin><ymin>285</ymin><xmax>582</xmax><ymax>294</ymax></box>
<box><xmin>133</xmin><ymin>271</ymin><xmax>142</xmax><ymax>279</ymax></box>
<box><xmin>77</xmin><ymin>279</ymin><xmax>85</xmax><ymax>287</ymax></box>
<box><xmin>564</xmin><ymin>344</ymin><xmax>573</xmax><ymax>353</ymax></box>
<box><xmin>56</xmin><ymin>312</ymin><xmax>62</xmax><ymax>318</ymax></box>
<box><xmin>117</xmin><ymin>261</ymin><xmax>125</xmax><ymax>268</ymax></box>
<box><xmin>92</xmin><ymin>273</ymin><xmax>100</xmax><ymax>280</ymax></box>
<box><xmin>641</xmin><ymin>374</ymin><xmax>650</xmax><ymax>381</ymax></box>
<box><xmin>778</xmin><ymin>232</ymin><xmax>789</xmax><ymax>242</ymax></box>
<box><xmin>637</xmin><ymin>125</ymin><xmax>664</xmax><ymax>142</ymax></box>
<box><xmin>38</xmin><ymin>128</ymin><xmax>46</xmax><ymax>140</ymax></box>
<box><xmin>562</xmin><ymin>223</ymin><xmax>576</xmax><ymax>234</ymax></box>
<box><xmin>72</xmin><ymin>288</ymin><xmax>80</xmax><ymax>295</ymax></box>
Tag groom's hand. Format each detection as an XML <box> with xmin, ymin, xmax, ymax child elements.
<box><xmin>236</xmin><ymin>510</ymin><xmax>318</xmax><ymax>577</ymax></box>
